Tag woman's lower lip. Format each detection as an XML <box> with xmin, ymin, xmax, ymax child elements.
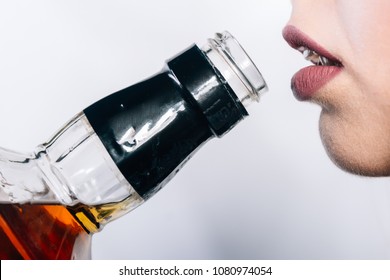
<box><xmin>291</xmin><ymin>65</ymin><xmax>342</xmax><ymax>101</ymax></box>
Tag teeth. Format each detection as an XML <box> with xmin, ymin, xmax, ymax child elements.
<box><xmin>319</xmin><ymin>56</ymin><xmax>330</xmax><ymax>66</ymax></box>
<box><xmin>301</xmin><ymin>47</ymin><xmax>332</xmax><ymax>66</ymax></box>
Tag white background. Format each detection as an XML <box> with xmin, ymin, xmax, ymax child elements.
<box><xmin>1</xmin><ymin>1</ymin><xmax>390</xmax><ymax>259</ymax></box>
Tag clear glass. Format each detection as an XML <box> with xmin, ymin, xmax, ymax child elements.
<box><xmin>0</xmin><ymin>113</ymin><xmax>144</xmax><ymax>208</ymax></box>
<box><xmin>201</xmin><ymin>31</ymin><xmax>268</xmax><ymax>108</ymax></box>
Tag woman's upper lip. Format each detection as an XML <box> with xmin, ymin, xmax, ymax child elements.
<box><xmin>282</xmin><ymin>25</ymin><xmax>342</xmax><ymax>66</ymax></box>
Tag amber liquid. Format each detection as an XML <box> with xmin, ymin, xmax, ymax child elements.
<box><xmin>0</xmin><ymin>201</ymin><xmax>126</xmax><ymax>259</ymax></box>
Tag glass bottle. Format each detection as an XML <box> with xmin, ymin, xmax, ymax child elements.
<box><xmin>0</xmin><ymin>32</ymin><xmax>267</xmax><ymax>259</ymax></box>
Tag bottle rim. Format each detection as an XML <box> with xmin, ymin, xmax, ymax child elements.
<box><xmin>206</xmin><ymin>31</ymin><xmax>268</xmax><ymax>104</ymax></box>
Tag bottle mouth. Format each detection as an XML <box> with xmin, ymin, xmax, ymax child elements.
<box><xmin>201</xmin><ymin>31</ymin><xmax>268</xmax><ymax>108</ymax></box>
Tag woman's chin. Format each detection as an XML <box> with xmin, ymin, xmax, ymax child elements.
<box><xmin>319</xmin><ymin>112</ymin><xmax>390</xmax><ymax>177</ymax></box>
<box><xmin>326</xmin><ymin>149</ymin><xmax>390</xmax><ymax>177</ymax></box>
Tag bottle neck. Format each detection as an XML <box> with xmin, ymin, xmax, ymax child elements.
<box><xmin>167</xmin><ymin>45</ymin><xmax>249</xmax><ymax>137</ymax></box>
<box><xmin>84</xmin><ymin>44</ymin><xmax>255</xmax><ymax>200</ymax></box>
<box><xmin>84</xmin><ymin>70</ymin><xmax>215</xmax><ymax>200</ymax></box>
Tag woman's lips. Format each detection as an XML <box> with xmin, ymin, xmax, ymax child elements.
<box><xmin>283</xmin><ymin>25</ymin><xmax>343</xmax><ymax>101</ymax></box>
<box><xmin>291</xmin><ymin>65</ymin><xmax>342</xmax><ymax>101</ymax></box>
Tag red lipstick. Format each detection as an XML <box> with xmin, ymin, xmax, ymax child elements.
<box><xmin>282</xmin><ymin>25</ymin><xmax>343</xmax><ymax>101</ymax></box>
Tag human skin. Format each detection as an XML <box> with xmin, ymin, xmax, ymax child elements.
<box><xmin>283</xmin><ymin>0</ymin><xmax>390</xmax><ymax>176</ymax></box>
